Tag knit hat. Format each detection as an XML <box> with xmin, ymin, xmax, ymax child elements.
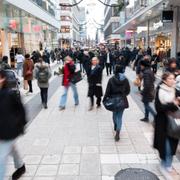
<box><xmin>114</xmin><ymin>65</ymin><xmax>125</xmax><ymax>74</ymax></box>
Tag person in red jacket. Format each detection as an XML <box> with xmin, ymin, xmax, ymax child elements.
<box><xmin>59</xmin><ymin>56</ymin><xmax>79</xmax><ymax>110</ymax></box>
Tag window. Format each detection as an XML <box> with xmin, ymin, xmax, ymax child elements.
<box><xmin>60</xmin><ymin>26</ymin><xmax>70</xmax><ymax>33</ymax></box>
<box><xmin>60</xmin><ymin>16</ymin><xmax>72</xmax><ymax>21</ymax></box>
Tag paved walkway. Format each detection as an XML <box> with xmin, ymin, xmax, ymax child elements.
<box><xmin>6</xmin><ymin>67</ymin><xmax>180</xmax><ymax>180</ymax></box>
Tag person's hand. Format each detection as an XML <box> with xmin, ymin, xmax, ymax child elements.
<box><xmin>174</xmin><ymin>99</ymin><xmax>180</xmax><ymax>106</ymax></box>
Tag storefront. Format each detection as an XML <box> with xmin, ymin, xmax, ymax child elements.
<box><xmin>0</xmin><ymin>0</ymin><xmax>58</xmax><ymax>60</ymax></box>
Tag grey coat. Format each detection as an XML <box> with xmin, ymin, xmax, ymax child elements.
<box><xmin>34</xmin><ymin>62</ymin><xmax>51</xmax><ymax>88</ymax></box>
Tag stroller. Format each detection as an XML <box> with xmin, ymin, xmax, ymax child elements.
<box><xmin>4</xmin><ymin>69</ymin><xmax>20</xmax><ymax>96</ymax></box>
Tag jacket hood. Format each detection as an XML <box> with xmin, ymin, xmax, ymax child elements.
<box><xmin>112</xmin><ymin>75</ymin><xmax>126</xmax><ymax>85</ymax></box>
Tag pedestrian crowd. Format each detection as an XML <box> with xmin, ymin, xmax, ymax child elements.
<box><xmin>0</xmin><ymin>46</ymin><xmax>180</xmax><ymax>180</ymax></box>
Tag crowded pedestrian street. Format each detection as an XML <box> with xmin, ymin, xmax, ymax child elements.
<box><xmin>3</xmin><ymin>65</ymin><xmax>180</xmax><ymax>180</ymax></box>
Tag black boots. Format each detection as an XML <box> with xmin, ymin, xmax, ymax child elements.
<box><xmin>115</xmin><ymin>130</ymin><xmax>120</xmax><ymax>142</ymax></box>
<box><xmin>12</xmin><ymin>164</ymin><xmax>26</xmax><ymax>180</ymax></box>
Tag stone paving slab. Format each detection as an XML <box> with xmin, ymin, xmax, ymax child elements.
<box><xmin>5</xmin><ymin>68</ymin><xmax>180</xmax><ymax>180</ymax></box>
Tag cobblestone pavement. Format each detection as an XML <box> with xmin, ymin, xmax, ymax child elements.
<box><xmin>6</xmin><ymin>67</ymin><xmax>180</xmax><ymax>180</ymax></box>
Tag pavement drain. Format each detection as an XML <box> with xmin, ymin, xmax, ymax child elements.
<box><xmin>115</xmin><ymin>168</ymin><xmax>159</xmax><ymax>180</ymax></box>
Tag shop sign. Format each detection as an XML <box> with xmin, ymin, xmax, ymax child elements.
<box><xmin>9</xmin><ymin>19</ymin><xmax>17</xmax><ymax>30</ymax></box>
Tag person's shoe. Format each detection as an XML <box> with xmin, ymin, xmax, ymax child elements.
<box><xmin>59</xmin><ymin>106</ymin><xmax>65</xmax><ymax>111</ymax></box>
<box><xmin>114</xmin><ymin>124</ymin><xmax>117</xmax><ymax>131</ymax></box>
<box><xmin>88</xmin><ymin>106</ymin><xmax>93</xmax><ymax>111</ymax></box>
<box><xmin>75</xmin><ymin>102</ymin><xmax>79</xmax><ymax>106</ymax></box>
<box><xmin>12</xmin><ymin>164</ymin><xmax>26</xmax><ymax>180</ymax></box>
<box><xmin>115</xmin><ymin>130</ymin><xmax>120</xmax><ymax>142</ymax></box>
<box><xmin>140</xmin><ymin>118</ymin><xmax>149</xmax><ymax>122</ymax></box>
<box><xmin>44</xmin><ymin>103</ymin><xmax>48</xmax><ymax>109</ymax></box>
<box><xmin>159</xmin><ymin>166</ymin><xmax>173</xmax><ymax>180</ymax></box>
<box><xmin>96</xmin><ymin>104</ymin><xmax>101</xmax><ymax>108</ymax></box>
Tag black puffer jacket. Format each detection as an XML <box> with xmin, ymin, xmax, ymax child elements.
<box><xmin>103</xmin><ymin>75</ymin><xmax>130</xmax><ymax>102</ymax></box>
<box><xmin>141</xmin><ymin>67</ymin><xmax>155</xmax><ymax>103</ymax></box>
<box><xmin>0</xmin><ymin>88</ymin><xmax>27</xmax><ymax>140</ymax></box>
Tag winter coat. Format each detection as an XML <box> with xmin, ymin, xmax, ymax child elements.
<box><xmin>87</xmin><ymin>65</ymin><xmax>103</xmax><ymax>97</ymax></box>
<box><xmin>103</xmin><ymin>75</ymin><xmax>130</xmax><ymax>108</ymax></box>
<box><xmin>0</xmin><ymin>88</ymin><xmax>27</xmax><ymax>140</ymax></box>
<box><xmin>104</xmin><ymin>53</ymin><xmax>114</xmax><ymax>64</ymax></box>
<box><xmin>141</xmin><ymin>67</ymin><xmax>155</xmax><ymax>103</ymax></box>
<box><xmin>34</xmin><ymin>62</ymin><xmax>52</xmax><ymax>88</ymax></box>
<box><xmin>153</xmin><ymin>83</ymin><xmax>179</xmax><ymax>160</ymax></box>
<box><xmin>23</xmin><ymin>58</ymin><xmax>34</xmax><ymax>80</ymax></box>
<box><xmin>62</xmin><ymin>61</ymin><xmax>76</xmax><ymax>87</ymax></box>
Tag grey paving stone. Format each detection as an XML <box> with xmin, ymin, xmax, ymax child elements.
<box><xmin>64</xmin><ymin>146</ymin><xmax>81</xmax><ymax>154</ymax></box>
<box><xmin>80</xmin><ymin>154</ymin><xmax>101</xmax><ymax>175</ymax></box>
<box><xmin>100</xmin><ymin>154</ymin><xmax>120</xmax><ymax>164</ymax></box>
<box><xmin>36</xmin><ymin>165</ymin><xmax>58</xmax><ymax>176</ymax></box>
<box><xmin>82</xmin><ymin>146</ymin><xmax>99</xmax><ymax>154</ymax></box>
<box><xmin>23</xmin><ymin>155</ymin><xmax>42</xmax><ymax>164</ymax></box>
<box><xmin>101</xmin><ymin>164</ymin><xmax>121</xmax><ymax>176</ymax></box>
<box><xmin>79</xmin><ymin>176</ymin><xmax>101</xmax><ymax>180</ymax></box>
<box><xmin>41</xmin><ymin>155</ymin><xmax>61</xmax><ymax>164</ymax></box>
<box><xmin>58</xmin><ymin>164</ymin><xmax>79</xmax><ymax>175</ymax></box>
<box><xmin>56</xmin><ymin>176</ymin><xmax>79</xmax><ymax>180</ymax></box>
<box><xmin>61</xmin><ymin>154</ymin><xmax>81</xmax><ymax>164</ymax></box>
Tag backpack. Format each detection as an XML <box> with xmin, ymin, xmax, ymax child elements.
<box><xmin>37</xmin><ymin>66</ymin><xmax>49</xmax><ymax>83</ymax></box>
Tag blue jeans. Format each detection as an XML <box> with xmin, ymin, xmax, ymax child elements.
<box><xmin>0</xmin><ymin>140</ymin><xmax>24</xmax><ymax>180</ymax></box>
<box><xmin>143</xmin><ymin>102</ymin><xmax>156</xmax><ymax>119</ymax></box>
<box><xmin>161</xmin><ymin>139</ymin><xmax>173</xmax><ymax>168</ymax></box>
<box><xmin>16</xmin><ymin>62</ymin><xmax>23</xmax><ymax>76</ymax></box>
<box><xmin>59</xmin><ymin>83</ymin><xmax>79</xmax><ymax>107</ymax></box>
<box><xmin>113</xmin><ymin>110</ymin><xmax>124</xmax><ymax>131</ymax></box>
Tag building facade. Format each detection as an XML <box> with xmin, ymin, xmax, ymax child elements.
<box><xmin>114</xmin><ymin>0</ymin><xmax>180</xmax><ymax>58</ymax></box>
<box><xmin>104</xmin><ymin>0</ymin><xmax>120</xmax><ymax>48</ymax></box>
<box><xmin>59</xmin><ymin>0</ymin><xmax>86</xmax><ymax>48</ymax></box>
<box><xmin>0</xmin><ymin>0</ymin><xmax>60</xmax><ymax>60</ymax></box>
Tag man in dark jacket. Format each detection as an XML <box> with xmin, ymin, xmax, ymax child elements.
<box><xmin>83</xmin><ymin>56</ymin><xmax>103</xmax><ymax>110</ymax></box>
<box><xmin>0</xmin><ymin>70</ymin><xmax>27</xmax><ymax>180</ymax></box>
<box><xmin>105</xmin><ymin>48</ymin><xmax>113</xmax><ymax>76</ymax></box>
<box><xmin>140</xmin><ymin>60</ymin><xmax>156</xmax><ymax>122</ymax></box>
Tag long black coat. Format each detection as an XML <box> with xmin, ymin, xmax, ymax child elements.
<box><xmin>87</xmin><ymin>65</ymin><xmax>103</xmax><ymax>97</ymax></box>
<box><xmin>154</xmin><ymin>85</ymin><xmax>179</xmax><ymax>160</ymax></box>
<box><xmin>141</xmin><ymin>67</ymin><xmax>155</xmax><ymax>103</ymax></box>
<box><xmin>0</xmin><ymin>88</ymin><xmax>27</xmax><ymax>140</ymax></box>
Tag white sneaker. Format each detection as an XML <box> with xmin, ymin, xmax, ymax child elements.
<box><xmin>159</xmin><ymin>166</ymin><xmax>173</xmax><ymax>180</ymax></box>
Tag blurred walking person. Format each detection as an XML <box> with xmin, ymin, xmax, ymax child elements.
<box><xmin>139</xmin><ymin>60</ymin><xmax>156</xmax><ymax>122</ymax></box>
<box><xmin>34</xmin><ymin>58</ymin><xmax>51</xmax><ymax>109</ymax></box>
<box><xmin>0</xmin><ymin>70</ymin><xmax>27</xmax><ymax>180</ymax></box>
<box><xmin>103</xmin><ymin>65</ymin><xmax>130</xmax><ymax>141</ymax></box>
<box><xmin>23</xmin><ymin>54</ymin><xmax>34</xmax><ymax>94</ymax></box>
<box><xmin>83</xmin><ymin>56</ymin><xmax>103</xmax><ymax>110</ymax></box>
<box><xmin>105</xmin><ymin>48</ymin><xmax>113</xmax><ymax>76</ymax></box>
<box><xmin>59</xmin><ymin>56</ymin><xmax>79</xmax><ymax>110</ymax></box>
<box><xmin>154</xmin><ymin>72</ymin><xmax>179</xmax><ymax>179</ymax></box>
<box><xmin>15</xmin><ymin>51</ymin><xmax>24</xmax><ymax>76</ymax></box>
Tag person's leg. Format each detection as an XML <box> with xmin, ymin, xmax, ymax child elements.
<box><xmin>115</xmin><ymin>110</ymin><xmax>124</xmax><ymax>131</ymax></box>
<box><xmin>11</xmin><ymin>145</ymin><xmax>24</xmax><ymax>170</ymax></box>
<box><xmin>43</xmin><ymin>88</ymin><xmax>48</xmax><ymax>105</ymax></box>
<box><xmin>96</xmin><ymin>97</ymin><xmax>101</xmax><ymax>107</ymax></box>
<box><xmin>89</xmin><ymin>96</ymin><xmax>94</xmax><ymax>110</ymax></box>
<box><xmin>59</xmin><ymin>86</ymin><xmax>68</xmax><ymax>108</ymax></box>
<box><xmin>16</xmin><ymin>63</ymin><xmax>20</xmax><ymax>76</ymax></box>
<box><xmin>109</xmin><ymin>64</ymin><xmax>112</xmax><ymax>75</ymax></box>
<box><xmin>161</xmin><ymin>139</ymin><xmax>173</xmax><ymax>169</ymax></box>
<box><xmin>0</xmin><ymin>140</ymin><xmax>14</xmax><ymax>180</ymax></box>
<box><xmin>71</xmin><ymin>83</ymin><xmax>79</xmax><ymax>105</ymax></box>
<box><xmin>112</xmin><ymin>112</ymin><xmax>117</xmax><ymax>131</ymax></box>
<box><xmin>28</xmin><ymin>80</ymin><xmax>33</xmax><ymax>93</ymax></box>
<box><xmin>105</xmin><ymin>63</ymin><xmax>109</xmax><ymax>76</ymax></box>
<box><xmin>40</xmin><ymin>88</ymin><xmax>44</xmax><ymax>104</ymax></box>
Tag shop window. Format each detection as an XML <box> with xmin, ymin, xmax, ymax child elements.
<box><xmin>61</xmin><ymin>5</ymin><xmax>71</xmax><ymax>11</ymax></box>
<box><xmin>60</xmin><ymin>26</ymin><xmax>70</xmax><ymax>33</ymax></box>
<box><xmin>60</xmin><ymin>16</ymin><xmax>71</xmax><ymax>21</ymax></box>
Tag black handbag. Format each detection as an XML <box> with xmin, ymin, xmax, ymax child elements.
<box><xmin>70</xmin><ymin>70</ymin><xmax>82</xmax><ymax>84</ymax></box>
<box><xmin>103</xmin><ymin>96</ymin><xmax>129</xmax><ymax>112</ymax></box>
<box><xmin>167</xmin><ymin>110</ymin><xmax>180</xmax><ymax>139</ymax></box>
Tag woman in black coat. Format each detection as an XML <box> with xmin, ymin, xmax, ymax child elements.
<box><xmin>0</xmin><ymin>70</ymin><xmax>27</xmax><ymax>180</ymax></box>
<box><xmin>154</xmin><ymin>72</ymin><xmax>179</xmax><ymax>178</ymax></box>
<box><xmin>103</xmin><ymin>65</ymin><xmax>130</xmax><ymax>141</ymax></box>
<box><xmin>83</xmin><ymin>56</ymin><xmax>103</xmax><ymax>110</ymax></box>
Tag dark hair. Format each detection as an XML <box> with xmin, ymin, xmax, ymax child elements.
<box><xmin>25</xmin><ymin>54</ymin><xmax>30</xmax><ymax>59</ymax></box>
<box><xmin>114</xmin><ymin>65</ymin><xmax>125</xmax><ymax>74</ymax></box>
<box><xmin>0</xmin><ymin>70</ymin><xmax>7</xmax><ymax>88</ymax></box>
<box><xmin>162</xmin><ymin>72</ymin><xmax>174</xmax><ymax>81</ymax></box>
<box><xmin>2</xmin><ymin>56</ymin><xmax>8</xmax><ymax>63</ymax></box>
<box><xmin>168</xmin><ymin>58</ymin><xmax>176</xmax><ymax>65</ymax></box>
